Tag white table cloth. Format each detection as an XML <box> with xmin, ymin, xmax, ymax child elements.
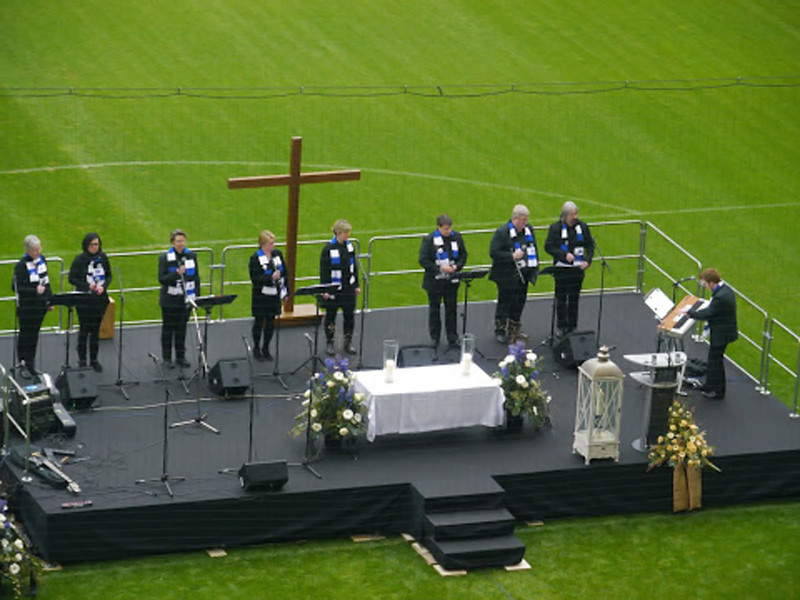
<box><xmin>353</xmin><ymin>363</ymin><xmax>505</xmax><ymax>442</ymax></box>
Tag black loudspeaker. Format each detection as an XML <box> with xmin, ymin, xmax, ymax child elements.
<box><xmin>552</xmin><ymin>331</ymin><xmax>597</xmax><ymax>368</ymax></box>
<box><xmin>238</xmin><ymin>461</ymin><xmax>288</xmax><ymax>491</ymax></box>
<box><xmin>208</xmin><ymin>358</ymin><xmax>251</xmax><ymax>396</ymax></box>
<box><xmin>56</xmin><ymin>367</ymin><xmax>98</xmax><ymax>409</ymax></box>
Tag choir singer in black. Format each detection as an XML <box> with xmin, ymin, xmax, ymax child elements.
<box><xmin>418</xmin><ymin>214</ymin><xmax>468</xmax><ymax>348</ymax></box>
<box><xmin>489</xmin><ymin>204</ymin><xmax>539</xmax><ymax>344</ymax></box>
<box><xmin>157</xmin><ymin>229</ymin><xmax>200</xmax><ymax>369</ymax></box>
<box><xmin>68</xmin><ymin>232</ymin><xmax>112</xmax><ymax>371</ymax></box>
<box><xmin>249</xmin><ymin>230</ymin><xmax>288</xmax><ymax>361</ymax></box>
<box><xmin>320</xmin><ymin>219</ymin><xmax>360</xmax><ymax>356</ymax></box>
<box><xmin>12</xmin><ymin>234</ymin><xmax>53</xmax><ymax>378</ymax></box>
<box><xmin>544</xmin><ymin>201</ymin><xmax>594</xmax><ymax>338</ymax></box>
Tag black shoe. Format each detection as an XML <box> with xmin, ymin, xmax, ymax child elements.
<box><xmin>78</xmin><ymin>360</ymin><xmax>87</xmax><ymax>368</ymax></box>
<box><xmin>164</xmin><ymin>359</ymin><xmax>175</xmax><ymax>369</ymax></box>
<box><xmin>556</xmin><ymin>328</ymin><xmax>568</xmax><ymax>339</ymax></box>
<box><xmin>344</xmin><ymin>344</ymin><xmax>357</xmax><ymax>356</ymax></box>
<box><xmin>91</xmin><ymin>360</ymin><xmax>103</xmax><ymax>373</ymax></box>
<box><xmin>176</xmin><ymin>358</ymin><xmax>191</xmax><ymax>369</ymax></box>
<box><xmin>262</xmin><ymin>349</ymin><xmax>273</xmax><ymax>361</ymax></box>
<box><xmin>326</xmin><ymin>341</ymin><xmax>335</xmax><ymax>356</ymax></box>
<box><xmin>253</xmin><ymin>348</ymin><xmax>265</xmax><ymax>362</ymax></box>
<box><xmin>701</xmin><ymin>390</ymin><xmax>723</xmax><ymax>399</ymax></box>
<box><xmin>495</xmin><ymin>332</ymin><xmax>508</xmax><ymax>344</ymax></box>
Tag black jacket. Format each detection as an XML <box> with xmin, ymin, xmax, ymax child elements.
<box><xmin>418</xmin><ymin>230</ymin><xmax>468</xmax><ymax>292</ymax></box>
<box><xmin>249</xmin><ymin>248</ymin><xmax>288</xmax><ymax>313</ymax></box>
<box><xmin>158</xmin><ymin>248</ymin><xmax>201</xmax><ymax>307</ymax></box>
<box><xmin>489</xmin><ymin>222</ymin><xmax>539</xmax><ymax>287</ymax></box>
<box><xmin>69</xmin><ymin>251</ymin><xmax>112</xmax><ymax>296</ymax></box>
<box><xmin>544</xmin><ymin>218</ymin><xmax>595</xmax><ymax>268</ymax></box>
<box><xmin>688</xmin><ymin>282</ymin><xmax>738</xmax><ymax>347</ymax></box>
<box><xmin>13</xmin><ymin>254</ymin><xmax>53</xmax><ymax>310</ymax></box>
<box><xmin>320</xmin><ymin>239</ymin><xmax>360</xmax><ymax>294</ymax></box>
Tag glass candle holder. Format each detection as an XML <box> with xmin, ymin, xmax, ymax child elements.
<box><xmin>383</xmin><ymin>339</ymin><xmax>399</xmax><ymax>383</ymax></box>
<box><xmin>461</xmin><ymin>333</ymin><xmax>476</xmax><ymax>376</ymax></box>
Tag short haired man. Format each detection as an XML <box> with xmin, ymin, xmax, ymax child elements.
<box><xmin>418</xmin><ymin>214</ymin><xmax>468</xmax><ymax>348</ymax></box>
<box><xmin>686</xmin><ymin>268</ymin><xmax>738</xmax><ymax>399</ymax></box>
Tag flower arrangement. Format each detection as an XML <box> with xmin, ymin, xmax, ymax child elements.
<box><xmin>0</xmin><ymin>497</ymin><xmax>38</xmax><ymax>599</ymax></box>
<box><xmin>492</xmin><ymin>341</ymin><xmax>552</xmax><ymax>429</ymax></box>
<box><xmin>291</xmin><ymin>357</ymin><xmax>368</xmax><ymax>441</ymax></box>
<box><xmin>647</xmin><ymin>399</ymin><xmax>720</xmax><ymax>472</ymax></box>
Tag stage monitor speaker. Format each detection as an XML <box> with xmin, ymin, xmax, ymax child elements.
<box><xmin>56</xmin><ymin>367</ymin><xmax>98</xmax><ymax>409</ymax></box>
<box><xmin>209</xmin><ymin>358</ymin><xmax>251</xmax><ymax>397</ymax></box>
<box><xmin>552</xmin><ymin>330</ymin><xmax>596</xmax><ymax>368</ymax></box>
<box><xmin>238</xmin><ymin>461</ymin><xmax>288</xmax><ymax>492</ymax></box>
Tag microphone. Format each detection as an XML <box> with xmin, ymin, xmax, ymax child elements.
<box><xmin>147</xmin><ymin>352</ymin><xmax>160</xmax><ymax>363</ymax></box>
<box><xmin>675</xmin><ymin>276</ymin><xmax>695</xmax><ymax>285</ymax></box>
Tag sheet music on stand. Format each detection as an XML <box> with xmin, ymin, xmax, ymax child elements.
<box><xmin>643</xmin><ymin>288</ymin><xmax>674</xmax><ymax>321</ymax></box>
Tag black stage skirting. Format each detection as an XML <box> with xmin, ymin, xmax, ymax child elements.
<box><xmin>1</xmin><ymin>292</ymin><xmax>798</xmax><ymax>564</ymax></box>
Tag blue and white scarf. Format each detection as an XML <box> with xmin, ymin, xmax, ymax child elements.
<box><xmin>87</xmin><ymin>255</ymin><xmax>106</xmax><ymax>286</ymax></box>
<box><xmin>329</xmin><ymin>237</ymin><xmax>356</xmax><ymax>287</ymax></box>
<box><xmin>166</xmin><ymin>247</ymin><xmax>196</xmax><ymax>299</ymax></box>
<box><xmin>509</xmin><ymin>222</ymin><xmax>538</xmax><ymax>268</ymax></box>
<box><xmin>561</xmin><ymin>222</ymin><xmax>585</xmax><ymax>263</ymax></box>
<box><xmin>26</xmin><ymin>255</ymin><xmax>49</xmax><ymax>286</ymax></box>
<box><xmin>433</xmin><ymin>229</ymin><xmax>459</xmax><ymax>268</ymax></box>
<box><xmin>258</xmin><ymin>248</ymin><xmax>288</xmax><ymax>299</ymax></box>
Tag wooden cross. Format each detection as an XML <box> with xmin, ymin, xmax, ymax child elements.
<box><xmin>228</xmin><ymin>136</ymin><xmax>361</xmax><ymax>313</ymax></box>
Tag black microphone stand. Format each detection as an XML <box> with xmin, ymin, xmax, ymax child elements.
<box><xmin>456</xmin><ymin>269</ymin><xmax>489</xmax><ymax>359</ymax></box>
<box><xmin>219</xmin><ymin>337</ymin><xmax>260</xmax><ymax>476</ymax></box>
<box><xmin>594</xmin><ymin>242</ymin><xmax>610</xmax><ymax>350</ymax></box>
<box><xmin>111</xmin><ymin>267</ymin><xmax>138</xmax><ymax>400</ymax></box>
<box><xmin>287</xmin><ymin>375</ymin><xmax>322</xmax><ymax>479</ymax></box>
<box><xmin>290</xmin><ymin>284</ymin><xmax>339</xmax><ymax>376</ymax></box>
<box><xmin>170</xmin><ymin>296</ymin><xmax>220</xmax><ymax>435</ymax></box>
<box><xmin>135</xmin><ymin>354</ymin><xmax>185</xmax><ymax>497</ymax></box>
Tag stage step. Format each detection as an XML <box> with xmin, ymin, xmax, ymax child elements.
<box><xmin>424</xmin><ymin>508</ymin><xmax>516</xmax><ymax>541</ymax></box>
<box><xmin>412</xmin><ymin>478</ymin><xmax>526</xmax><ymax>571</ymax></box>
<box><xmin>426</xmin><ymin>534</ymin><xmax>526</xmax><ymax>571</ymax></box>
<box><xmin>413</xmin><ymin>477</ymin><xmax>506</xmax><ymax>514</ymax></box>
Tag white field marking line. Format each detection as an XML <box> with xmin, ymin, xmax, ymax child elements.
<box><xmin>0</xmin><ymin>160</ymin><xmax>635</xmax><ymax>215</ymax></box>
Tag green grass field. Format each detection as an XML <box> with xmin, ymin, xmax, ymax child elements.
<box><xmin>2</xmin><ymin>1</ymin><xmax>800</xmax><ymax>597</ymax></box>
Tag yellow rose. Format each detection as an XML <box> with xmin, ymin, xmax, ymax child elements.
<box><xmin>657</xmin><ymin>436</ymin><xmax>665</xmax><ymax>444</ymax></box>
<box><xmin>670</xmin><ymin>424</ymin><xmax>676</xmax><ymax>431</ymax></box>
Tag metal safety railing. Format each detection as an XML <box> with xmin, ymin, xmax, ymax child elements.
<box><xmin>0</xmin><ymin>221</ymin><xmax>797</xmax><ymax>411</ymax></box>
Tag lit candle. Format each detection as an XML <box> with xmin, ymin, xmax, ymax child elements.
<box><xmin>461</xmin><ymin>352</ymin><xmax>473</xmax><ymax>376</ymax></box>
<box><xmin>384</xmin><ymin>358</ymin><xmax>396</xmax><ymax>383</ymax></box>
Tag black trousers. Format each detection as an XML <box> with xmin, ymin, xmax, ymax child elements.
<box><xmin>427</xmin><ymin>284</ymin><xmax>459</xmax><ymax>343</ymax></box>
<box><xmin>554</xmin><ymin>270</ymin><xmax>584</xmax><ymax>331</ymax></box>
<box><xmin>76</xmin><ymin>301</ymin><xmax>106</xmax><ymax>363</ymax></box>
<box><xmin>17</xmin><ymin>306</ymin><xmax>47</xmax><ymax>367</ymax></box>
<box><xmin>161</xmin><ymin>305</ymin><xmax>190</xmax><ymax>360</ymax></box>
<box><xmin>324</xmin><ymin>294</ymin><xmax>356</xmax><ymax>340</ymax></box>
<box><xmin>494</xmin><ymin>279</ymin><xmax>528</xmax><ymax>330</ymax></box>
<box><xmin>252</xmin><ymin>315</ymin><xmax>276</xmax><ymax>353</ymax></box>
<box><xmin>704</xmin><ymin>343</ymin><xmax>728</xmax><ymax>396</ymax></box>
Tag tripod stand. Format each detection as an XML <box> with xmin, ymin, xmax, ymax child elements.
<box><xmin>288</xmin><ymin>375</ymin><xmax>322</xmax><ymax>479</ymax></box>
<box><xmin>170</xmin><ymin>299</ymin><xmax>220</xmax><ymax>435</ymax></box>
<box><xmin>290</xmin><ymin>284</ymin><xmax>338</xmax><ymax>376</ymax></box>
<box><xmin>136</xmin><ymin>354</ymin><xmax>186</xmax><ymax>497</ymax></box>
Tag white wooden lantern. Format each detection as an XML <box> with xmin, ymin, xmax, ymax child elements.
<box><xmin>573</xmin><ymin>346</ymin><xmax>625</xmax><ymax>465</ymax></box>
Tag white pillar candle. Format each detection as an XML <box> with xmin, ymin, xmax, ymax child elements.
<box><xmin>461</xmin><ymin>353</ymin><xmax>473</xmax><ymax>376</ymax></box>
<box><xmin>384</xmin><ymin>359</ymin><xmax>396</xmax><ymax>383</ymax></box>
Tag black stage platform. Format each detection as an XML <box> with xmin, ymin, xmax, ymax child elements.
<box><xmin>1</xmin><ymin>292</ymin><xmax>798</xmax><ymax>564</ymax></box>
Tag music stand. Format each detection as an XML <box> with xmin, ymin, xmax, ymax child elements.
<box><xmin>453</xmin><ymin>268</ymin><xmax>489</xmax><ymax>358</ymax></box>
<box><xmin>537</xmin><ymin>265</ymin><xmax>572</xmax><ymax>349</ymax></box>
<box><xmin>290</xmin><ymin>284</ymin><xmax>338</xmax><ymax>376</ymax></box>
<box><xmin>49</xmin><ymin>292</ymin><xmax>94</xmax><ymax>369</ymax></box>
